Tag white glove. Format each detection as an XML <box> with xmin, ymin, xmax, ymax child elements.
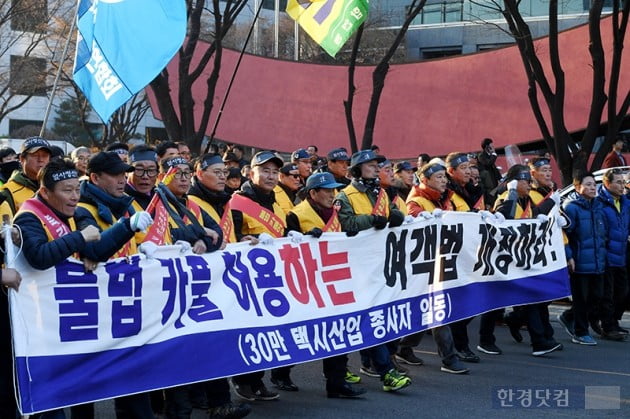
<box><xmin>419</xmin><ymin>211</ymin><xmax>434</xmax><ymax>220</ymax></box>
<box><xmin>403</xmin><ymin>215</ymin><xmax>415</xmax><ymax>224</ymax></box>
<box><xmin>129</xmin><ymin>211</ymin><xmax>153</xmax><ymax>232</ymax></box>
<box><xmin>479</xmin><ymin>210</ymin><xmax>493</xmax><ymax>221</ymax></box>
<box><xmin>536</xmin><ymin>214</ymin><xmax>549</xmax><ymax>223</ymax></box>
<box><xmin>493</xmin><ymin>212</ymin><xmax>506</xmax><ymax>223</ymax></box>
<box><xmin>138</xmin><ymin>241</ymin><xmax>158</xmax><ymax>258</ymax></box>
<box><xmin>287</xmin><ymin>230</ymin><xmax>304</xmax><ymax>243</ymax></box>
<box><xmin>175</xmin><ymin>240</ymin><xmax>192</xmax><ymax>254</ymax></box>
<box><xmin>507</xmin><ymin>180</ymin><xmax>518</xmax><ymax>191</ymax></box>
<box><xmin>556</xmin><ymin>214</ymin><xmax>569</xmax><ymax>228</ymax></box>
<box><xmin>550</xmin><ymin>191</ymin><xmax>561</xmax><ymax>206</ymax></box>
<box><xmin>258</xmin><ymin>232</ymin><xmax>274</xmax><ymax>245</ymax></box>
<box><xmin>432</xmin><ymin>208</ymin><xmax>444</xmax><ymax>218</ymax></box>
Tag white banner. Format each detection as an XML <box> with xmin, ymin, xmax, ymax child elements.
<box><xmin>10</xmin><ymin>210</ymin><xmax>570</xmax><ymax>413</ymax></box>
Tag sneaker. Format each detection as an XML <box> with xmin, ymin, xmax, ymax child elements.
<box><xmin>270</xmin><ymin>376</ymin><xmax>298</xmax><ymax>392</ymax></box>
<box><xmin>457</xmin><ymin>347</ymin><xmax>480</xmax><ymax>363</ymax></box>
<box><xmin>327</xmin><ymin>382</ymin><xmax>367</xmax><ymax>398</ymax></box>
<box><xmin>382</xmin><ymin>369</ymin><xmax>412</xmax><ymax>392</ymax></box>
<box><xmin>390</xmin><ymin>355</ymin><xmax>409</xmax><ymax>376</ymax></box>
<box><xmin>590</xmin><ymin>319</ymin><xmax>603</xmax><ymax>336</ymax></box>
<box><xmin>557</xmin><ymin>312</ymin><xmax>575</xmax><ymax>338</ymax></box>
<box><xmin>207</xmin><ymin>402</ymin><xmax>251</xmax><ymax>419</ymax></box>
<box><xmin>571</xmin><ymin>335</ymin><xmax>597</xmax><ymax>346</ymax></box>
<box><xmin>441</xmin><ymin>359</ymin><xmax>470</xmax><ymax>374</ymax></box>
<box><xmin>251</xmin><ymin>385</ymin><xmax>279</xmax><ymax>401</ymax></box>
<box><xmin>233</xmin><ymin>384</ymin><xmax>256</xmax><ymax>402</ymax></box>
<box><xmin>615</xmin><ymin>325</ymin><xmax>629</xmax><ymax>335</ymax></box>
<box><xmin>359</xmin><ymin>365</ymin><xmax>380</xmax><ymax>378</ymax></box>
<box><xmin>477</xmin><ymin>343</ymin><xmax>502</xmax><ymax>355</ymax></box>
<box><xmin>532</xmin><ymin>342</ymin><xmax>563</xmax><ymax>356</ymax></box>
<box><xmin>344</xmin><ymin>369</ymin><xmax>361</xmax><ymax>384</ymax></box>
<box><xmin>394</xmin><ymin>349</ymin><xmax>424</xmax><ymax>366</ymax></box>
<box><xmin>601</xmin><ymin>329</ymin><xmax>626</xmax><ymax>341</ymax></box>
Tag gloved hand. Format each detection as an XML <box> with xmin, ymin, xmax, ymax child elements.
<box><xmin>403</xmin><ymin>215</ymin><xmax>415</xmax><ymax>224</ymax></box>
<box><xmin>372</xmin><ymin>215</ymin><xmax>388</xmax><ymax>230</ymax></box>
<box><xmin>493</xmin><ymin>212</ymin><xmax>506</xmax><ymax>223</ymax></box>
<box><xmin>479</xmin><ymin>210</ymin><xmax>493</xmax><ymax>221</ymax></box>
<box><xmin>174</xmin><ymin>240</ymin><xmax>192</xmax><ymax>254</ymax></box>
<box><xmin>536</xmin><ymin>214</ymin><xmax>549</xmax><ymax>223</ymax></box>
<box><xmin>507</xmin><ymin>180</ymin><xmax>518</xmax><ymax>191</ymax></box>
<box><xmin>550</xmin><ymin>191</ymin><xmax>561</xmax><ymax>206</ymax></box>
<box><xmin>305</xmin><ymin>227</ymin><xmax>323</xmax><ymax>238</ymax></box>
<box><xmin>287</xmin><ymin>230</ymin><xmax>304</xmax><ymax>243</ymax></box>
<box><xmin>130</xmin><ymin>211</ymin><xmax>153</xmax><ymax>232</ymax></box>
<box><xmin>138</xmin><ymin>241</ymin><xmax>158</xmax><ymax>258</ymax></box>
<box><xmin>388</xmin><ymin>211</ymin><xmax>405</xmax><ymax>228</ymax></box>
<box><xmin>258</xmin><ymin>232</ymin><xmax>274</xmax><ymax>245</ymax></box>
<box><xmin>345</xmin><ymin>230</ymin><xmax>359</xmax><ymax>237</ymax></box>
<box><xmin>432</xmin><ymin>208</ymin><xmax>444</xmax><ymax>218</ymax></box>
<box><xmin>556</xmin><ymin>213</ymin><xmax>569</xmax><ymax>228</ymax></box>
<box><xmin>419</xmin><ymin>211</ymin><xmax>434</xmax><ymax>220</ymax></box>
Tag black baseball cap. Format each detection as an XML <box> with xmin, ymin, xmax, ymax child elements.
<box><xmin>87</xmin><ymin>151</ymin><xmax>134</xmax><ymax>175</ymax></box>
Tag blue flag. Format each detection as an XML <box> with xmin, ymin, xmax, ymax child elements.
<box><xmin>73</xmin><ymin>0</ymin><xmax>187</xmax><ymax>122</ymax></box>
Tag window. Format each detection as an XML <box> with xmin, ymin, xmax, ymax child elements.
<box><xmin>10</xmin><ymin>55</ymin><xmax>47</xmax><ymax>96</ymax></box>
<box><xmin>11</xmin><ymin>0</ymin><xmax>48</xmax><ymax>32</ymax></box>
<box><xmin>263</xmin><ymin>0</ymin><xmax>288</xmax><ymax>11</ymax></box>
<box><xmin>418</xmin><ymin>0</ymin><xmax>464</xmax><ymax>24</ymax></box>
<box><xmin>421</xmin><ymin>47</ymin><xmax>462</xmax><ymax>59</ymax></box>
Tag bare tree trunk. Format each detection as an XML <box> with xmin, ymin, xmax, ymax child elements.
<box><xmin>344</xmin><ymin>24</ymin><xmax>364</xmax><ymax>154</ymax></box>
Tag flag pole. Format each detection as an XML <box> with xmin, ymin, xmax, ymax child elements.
<box><xmin>204</xmin><ymin>1</ymin><xmax>265</xmax><ymax>154</ymax></box>
<box><xmin>40</xmin><ymin>3</ymin><xmax>79</xmax><ymax>138</ymax></box>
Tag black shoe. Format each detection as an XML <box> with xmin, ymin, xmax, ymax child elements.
<box><xmin>532</xmin><ymin>342</ymin><xmax>562</xmax><ymax>356</ymax></box>
<box><xmin>440</xmin><ymin>359</ymin><xmax>470</xmax><ymax>374</ymax></box>
<box><xmin>601</xmin><ymin>329</ymin><xmax>626</xmax><ymax>341</ymax></box>
<box><xmin>270</xmin><ymin>376</ymin><xmax>299</xmax><ymax>391</ymax></box>
<box><xmin>477</xmin><ymin>343</ymin><xmax>502</xmax><ymax>355</ymax></box>
<box><xmin>504</xmin><ymin>315</ymin><xmax>523</xmax><ymax>343</ymax></box>
<box><xmin>394</xmin><ymin>348</ymin><xmax>424</xmax><ymax>366</ymax></box>
<box><xmin>327</xmin><ymin>382</ymin><xmax>367</xmax><ymax>398</ymax></box>
<box><xmin>207</xmin><ymin>402</ymin><xmax>251</xmax><ymax>419</ymax></box>
<box><xmin>457</xmin><ymin>348</ymin><xmax>480</xmax><ymax>363</ymax></box>
<box><xmin>590</xmin><ymin>319</ymin><xmax>603</xmax><ymax>336</ymax></box>
<box><xmin>616</xmin><ymin>325</ymin><xmax>629</xmax><ymax>335</ymax></box>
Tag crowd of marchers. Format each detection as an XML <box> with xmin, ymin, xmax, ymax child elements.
<box><xmin>0</xmin><ymin>135</ymin><xmax>628</xmax><ymax>419</ymax></box>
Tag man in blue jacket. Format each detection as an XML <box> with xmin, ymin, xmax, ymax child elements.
<box><xmin>595</xmin><ymin>169</ymin><xmax>629</xmax><ymax>341</ymax></box>
<box><xmin>560</xmin><ymin>171</ymin><xmax>608</xmax><ymax>345</ymax></box>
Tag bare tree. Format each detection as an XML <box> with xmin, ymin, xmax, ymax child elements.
<box><xmin>150</xmin><ymin>0</ymin><xmax>249</xmax><ymax>154</ymax></box>
<box><xmin>344</xmin><ymin>0</ymin><xmax>428</xmax><ymax>152</ymax></box>
<box><xmin>0</xmin><ymin>0</ymin><xmax>63</xmax><ymax>126</ymax></box>
<box><xmin>471</xmin><ymin>0</ymin><xmax>630</xmax><ymax>185</ymax></box>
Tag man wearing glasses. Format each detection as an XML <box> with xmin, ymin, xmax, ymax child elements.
<box><xmin>274</xmin><ymin>163</ymin><xmax>301</xmax><ymax>215</ymax></box>
<box><xmin>126</xmin><ymin>145</ymin><xmax>159</xmax><ymax>210</ymax></box>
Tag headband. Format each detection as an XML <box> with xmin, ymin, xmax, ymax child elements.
<box><xmin>200</xmin><ymin>155</ymin><xmax>224</xmax><ymax>170</ymax></box>
<box><xmin>422</xmin><ymin>163</ymin><xmax>446</xmax><ymax>178</ymax></box>
<box><xmin>532</xmin><ymin>158</ymin><xmax>550</xmax><ymax>168</ymax></box>
<box><xmin>51</xmin><ymin>169</ymin><xmax>79</xmax><ymax>183</ymax></box>
<box><xmin>447</xmin><ymin>155</ymin><xmax>469</xmax><ymax>168</ymax></box>
<box><xmin>129</xmin><ymin>150</ymin><xmax>157</xmax><ymax>163</ymax></box>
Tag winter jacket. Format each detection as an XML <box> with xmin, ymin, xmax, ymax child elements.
<box><xmin>562</xmin><ymin>195</ymin><xmax>608</xmax><ymax>274</ymax></box>
<box><xmin>596</xmin><ymin>185</ymin><xmax>630</xmax><ymax>268</ymax></box>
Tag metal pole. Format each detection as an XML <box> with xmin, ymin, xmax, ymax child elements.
<box><xmin>253</xmin><ymin>0</ymin><xmax>260</xmax><ymax>55</ymax></box>
<box><xmin>274</xmin><ymin>0</ymin><xmax>279</xmax><ymax>58</ymax></box>
<box><xmin>294</xmin><ymin>19</ymin><xmax>299</xmax><ymax>61</ymax></box>
<box><xmin>40</xmin><ymin>3</ymin><xmax>79</xmax><ymax>137</ymax></box>
<box><xmin>204</xmin><ymin>0</ymin><xmax>265</xmax><ymax>154</ymax></box>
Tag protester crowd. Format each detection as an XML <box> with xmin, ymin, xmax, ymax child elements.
<box><xmin>0</xmin><ymin>136</ymin><xmax>628</xmax><ymax>419</ymax></box>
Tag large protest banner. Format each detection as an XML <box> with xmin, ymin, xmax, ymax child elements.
<box><xmin>10</xmin><ymin>210</ymin><xmax>570</xmax><ymax>413</ymax></box>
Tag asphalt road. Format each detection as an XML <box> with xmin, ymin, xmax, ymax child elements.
<box><xmin>81</xmin><ymin>304</ymin><xmax>629</xmax><ymax>418</ymax></box>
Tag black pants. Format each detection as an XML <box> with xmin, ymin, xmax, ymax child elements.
<box><xmin>570</xmin><ymin>273</ymin><xmax>604</xmax><ymax>337</ymax></box>
<box><xmin>451</xmin><ymin>317</ymin><xmax>473</xmax><ymax>352</ymax></box>
<box><xmin>524</xmin><ymin>303</ymin><xmax>554</xmax><ymax>346</ymax></box>
<box><xmin>479</xmin><ymin>309</ymin><xmax>504</xmax><ymax>345</ymax></box>
<box><xmin>205</xmin><ymin>378</ymin><xmax>232</xmax><ymax>409</ymax></box>
<box><xmin>114</xmin><ymin>393</ymin><xmax>154</xmax><ymax>419</ymax></box>
<box><xmin>322</xmin><ymin>354</ymin><xmax>348</xmax><ymax>387</ymax></box>
<box><xmin>601</xmin><ymin>267</ymin><xmax>629</xmax><ymax>331</ymax></box>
